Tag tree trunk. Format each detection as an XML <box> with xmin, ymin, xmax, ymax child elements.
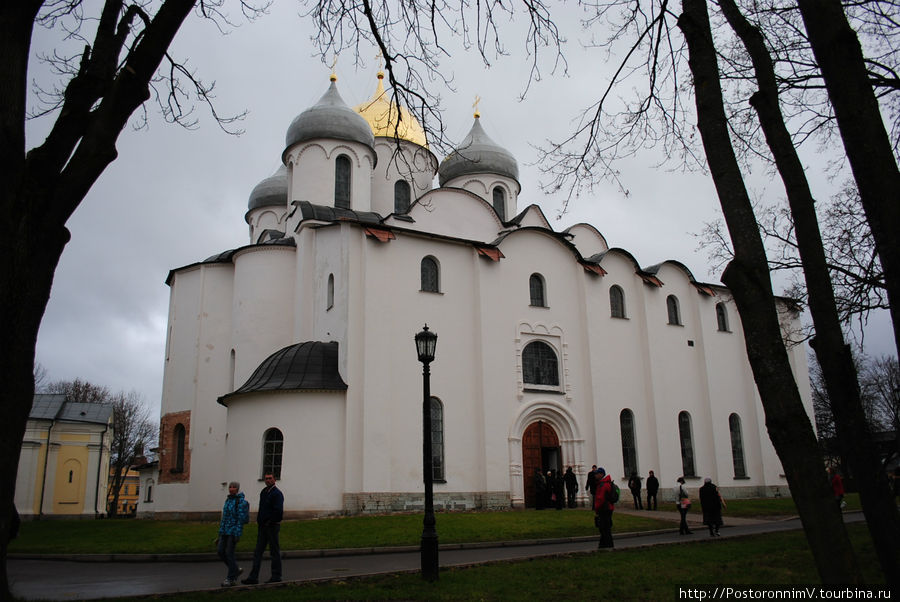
<box><xmin>0</xmin><ymin>2</ymin><xmax>197</xmax><ymax>597</ymax></box>
<box><xmin>796</xmin><ymin>0</ymin><xmax>900</xmax><ymax>359</ymax></box>
<box><xmin>719</xmin><ymin>0</ymin><xmax>899</xmax><ymax>584</ymax></box>
<box><xmin>678</xmin><ymin>0</ymin><xmax>861</xmax><ymax>584</ymax></box>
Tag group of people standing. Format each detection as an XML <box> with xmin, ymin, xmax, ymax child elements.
<box><xmin>625</xmin><ymin>470</ymin><xmax>660</xmax><ymax>510</ymax></box>
<box><xmin>586</xmin><ymin>465</ymin><xmax>727</xmax><ymax>546</ymax></box>
<box><xmin>216</xmin><ymin>473</ymin><xmax>284</xmax><ymax>587</ymax></box>
<box><xmin>533</xmin><ymin>466</ymin><xmax>580</xmax><ymax>509</ymax></box>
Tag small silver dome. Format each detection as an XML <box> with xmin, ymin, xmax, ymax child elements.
<box><xmin>438</xmin><ymin>117</ymin><xmax>519</xmax><ymax>186</ymax></box>
<box><xmin>248</xmin><ymin>165</ymin><xmax>288</xmax><ymax>211</ymax></box>
<box><xmin>285</xmin><ymin>80</ymin><xmax>375</xmax><ymax>152</ymax></box>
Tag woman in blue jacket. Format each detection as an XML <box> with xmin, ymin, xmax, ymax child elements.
<box><xmin>218</xmin><ymin>481</ymin><xmax>249</xmax><ymax>587</ymax></box>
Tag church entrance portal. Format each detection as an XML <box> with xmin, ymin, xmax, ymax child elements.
<box><xmin>522</xmin><ymin>421</ymin><xmax>561</xmax><ymax>508</ymax></box>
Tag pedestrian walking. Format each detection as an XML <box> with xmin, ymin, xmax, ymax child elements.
<box><xmin>628</xmin><ymin>472</ymin><xmax>643</xmax><ymax>509</ymax></box>
<box><xmin>242</xmin><ymin>473</ymin><xmax>284</xmax><ymax>585</ymax></box>
<box><xmin>593</xmin><ymin>467</ymin><xmax>616</xmax><ymax>548</ymax></box>
<box><xmin>698</xmin><ymin>478</ymin><xmax>724</xmax><ymax>537</ymax></box>
<box><xmin>217</xmin><ymin>481</ymin><xmax>249</xmax><ymax>587</ymax></box>
<box><xmin>675</xmin><ymin>477</ymin><xmax>693</xmax><ymax>535</ymax></box>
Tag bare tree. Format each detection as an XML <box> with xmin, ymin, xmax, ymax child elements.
<box><xmin>0</xmin><ymin>1</ymin><xmax>266</xmax><ymax>596</ymax></box>
<box><xmin>303</xmin><ymin>0</ymin><xmax>900</xmax><ymax>582</ymax></box>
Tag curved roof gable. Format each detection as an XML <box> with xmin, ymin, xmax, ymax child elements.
<box><xmin>218</xmin><ymin>341</ymin><xmax>347</xmax><ymax>405</ymax></box>
<box><xmin>564</xmin><ymin>223</ymin><xmax>609</xmax><ymax>257</ymax></box>
<box><xmin>403</xmin><ymin>188</ymin><xmax>505</xmax><ymax>242</ymax></box>
<box><xmin>508</xmin><ymin>204</ymin><xmax>552</xmax><ymax>230</ymax></box>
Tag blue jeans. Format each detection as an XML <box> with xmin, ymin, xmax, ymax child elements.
<box><xmin>217</xmin><ymin>534</ymin><xmax>240</xmax><ymax>580</ymax></box>
<box><xmin>248</xmin><ymin>523</ymin><xmax>281</xmax><ymax>580</ymax></box>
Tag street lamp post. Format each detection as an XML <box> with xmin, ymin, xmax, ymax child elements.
<box><xmin>415</xmin><ymin>324</ymin><xmax>439</xmax><ymax>582</ymax></box>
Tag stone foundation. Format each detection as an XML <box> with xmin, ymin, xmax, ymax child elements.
<box><xmin>343</xmin><ymin>491</ymin><xmax>511</xmax><ymax>514</ymax></box>
<box><xmin>658</xmin><ymin>484</ymin><xmax>791</xmax><ymax>502</ymax></box>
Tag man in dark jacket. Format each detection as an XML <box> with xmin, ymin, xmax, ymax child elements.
<box><xmin>585</xmin><ymin>465</ymin><xmax>598</xmax><ymax>501</ymax></box>
<box><xmin>646</xmin><ymin>470</ymin><xmax>659</xmax><ymax>510</ymax></box>
<box><xmin>563</xmin><ymin>466</ymin><xmax>578</xmax><ymax>508</ymax></box>
<box><xmin>242</xmin><ymin>473</ymin><xmax>284</xmax><ymax>584</ymax></box>
<box><xmin>592</xmin><ymin>467</ymin><xmax>615</xmax><ymax>548</ymax></box>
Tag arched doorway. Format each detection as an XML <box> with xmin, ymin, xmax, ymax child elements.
<box><xmin>522</xmin><ymin>421</ymin><xmax>561</xmax><ymax>508</ymax></box>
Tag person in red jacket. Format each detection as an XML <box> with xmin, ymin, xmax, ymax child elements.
<box><xmin>829</xmin><ymin>467</ymin><xmax>846</xmax><ymax>510</ymax></box>
<box><xmin>593</xmin><ymin>467</ymin><xmax>615</xmax><ymax>548</ymax></box>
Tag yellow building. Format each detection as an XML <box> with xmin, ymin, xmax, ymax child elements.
<box><xmin>107</xmin><ymin>467</ymin><xmax>141</xmax><ymax>516</ymax></box>
<box><xmin>15</xmin><ymin>394</ymin><xmax>113</xmax><ymax>518</ymax></box>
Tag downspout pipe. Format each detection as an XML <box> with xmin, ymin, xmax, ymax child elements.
<box><xmin>37</xmin><ymin>416</ymin><xmax>57</xmax><ymax>519</ymax></box>
<box><xmin>95</xmin><ymin>422</ymin><xmax>109</xmax><ymax>518</ymax></box>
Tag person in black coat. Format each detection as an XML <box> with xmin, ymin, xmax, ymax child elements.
<box><xmin>645</xmin><ymin>470</ymin><xmax>659</xmax><ymax>510</ymax></box>
<box><xmin>585</xmin><ymin>465</ymin><xmax>598</xmax><ymax>502</ymax></box>
<box><xmin>563</xmin><ymin>466</ymin><xmax>579</xmax><ymax>508</ymax></box>
<box><xmin>628</xmin><ymin>472</ymin><xmax>643</xmax><ymax>509</ymax></box>
<box><xmin>242</xmin><ymin>473</ymin><xmax>284</xmax><ymax>585</ymax></box>
<box><xmin>699</xmin><ymin>478</ymin><xmax>724</xmax><ymax>537</ymax></box>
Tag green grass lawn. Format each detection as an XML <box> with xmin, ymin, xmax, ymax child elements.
<box><xmin>9</xmin><ymin>509</ymin><xmax>672</xmax><ymax>555</ymax></box>
<box><xmin>136</xmin><ymin>523</ymin><xmax>884</xmax><ymax>601</ymax></box>
<box><xmin>8</xmin><ymin>494</ymin><xmax>860</xmax><ymax>555</ymax></box>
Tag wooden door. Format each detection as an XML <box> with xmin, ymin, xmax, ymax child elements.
<box><xmin>522</xmin><ymin>421</ymin><xmax>560</xmax><ymax>507</ymax></box>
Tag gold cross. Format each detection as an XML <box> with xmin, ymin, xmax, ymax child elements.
<box><xmin>473</xmin><ymin>95</ymin><xmax>481</xmax><ymax>118</ymax></box>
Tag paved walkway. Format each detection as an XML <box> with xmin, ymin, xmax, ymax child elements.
<box><xmin>9</xmin><ymin>510</ymin><xmax>861</xmax><ymax>600</ymax></box>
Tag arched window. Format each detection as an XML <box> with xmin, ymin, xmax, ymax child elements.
<box><xmin>174</xmin><ymin>423</ymin><xmax>186</xmax><ymax>473</ymax></box>
<box><xmin>327</xmin><ymin>273</ymin><xmax>335</xmax><ymax>310</ymax></box>
<box><xmin>522</xmin><ymin>341</ymin><xmax>559</xmax><ymax>386</ymax></box>
<box><xmin>729</xmin><ymin>413</ymin><xmax>747</xmax><ymax>478</ymax></box>
<box><xmin>610</xmin><ymin>285</ymin><xmax>626</xmax><ymax>318</ymax></box>
<box><xmin>620</xmin><ymin>409</ymin><xmax>638</xmax><ymax>477</ymax></box>
<box><xmin>431</xmin><ymin>397</ymin><xmax>445</xmax><ymax>481</ymax></box>
<box><xmin>262</xmin><ymin>428</ymin><xmax>284</xmax><ymax>479</ymax></box>
<box><xmin>529</xmin><ymin>273</ymin><xmax>546</xmax><ymax>307</ymax></box>
<box><xmin>145</xmin><ymin>482</ymin><xmax>154</xmax><ymax>502</ymax></box>
<box><xmin>394</xmin><ymin>180</ymin><xmax>411</xmax><ymax>213</ymax></box>
<box><xmin>334</xmin><ymin>154</ymin><xmax>351</xmax><ymax>209</ymax></box>
<box><xmin>678</xmin><ymin>411</ymin><xmax>696</xmax><ymax>477</ymax></box>
<box><xmin>716</xmin><ymin>302</ymin><xmax>729</xmax><ymax>332</ymax></box>
<box><xmin>667</xmin><ymin>295</ymin><xmax>682</xmax><ymax>325</ymax></box>
<box><xmin>492</xmin><ymin>186</ymin><xmax>506</xmax><ymax>222</ymax></box>
<box><xmin>421</xmin><ymin>256</ymin><xmax>439</xmax><ymax>293</ymax></box>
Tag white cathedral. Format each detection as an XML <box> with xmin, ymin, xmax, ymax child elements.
<box><xmin>142</xmin><ymin>71</ymin><xmax>812</xmax><ymax>518</ymax></box>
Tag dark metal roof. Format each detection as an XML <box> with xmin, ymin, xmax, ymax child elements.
<box><xmin>218</xmin><ymin>341</ymin><xmax>347</xmax><ymax>405</ymax></box>
<box><xmin>294</xmin><ymin>201</ymin><xmax>384</xmax><ymax>226</ymax></box>
<box><xmin>29</xmin><ymin>394</ymin><xmax>113</xmax><ymax>425</ymax></box>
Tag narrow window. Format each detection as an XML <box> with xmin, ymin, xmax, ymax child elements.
<box><xmin>492</xmin><ymin>186</ymin><xmax>506</xmax><ymax>222</ymax></box>
<box><xmin>620</xmin><ymin>409</ymin><xmax>638</xmax><ymax>477</ymax></box>
<box><xmin>529</xmin><ymin>273</ymin><xmax>546</xmax><ymax>307</ymax></box>
<box><xmin>431</xmin><ymin>397</ymin><xmax>445</xmax><ymax>481</ymax></box>
<box><xmin>610</xmin><ymin>285</ymin><xmax>626</xmax><ymax>318</ymax></box>
<box><xmin>421</xmin><ymin>256</ymin><xmax>439</xmax><ymax>293</ymax></box>
<box><xmin>229</xmin><ymin>349</ymin><xmax>236</xmax><ymax>392</ymax></box>
<box><xmin>729</xmin><ymin>413</ymin><xmax>747</xmax><ymax>478</ymax></box>
<box><xmin>327</xmin><ymin>273</ymin><xmax>335</xmax><ymax>310</ymax></box>
<box><xmin>678</xmin><ymin>411</ymin><xmax>696</xmax><ymax>477</ymax></box>
<box><xmin>145</xmin><ymin>484</ymin><xmax>153</xmax><ymax>503</ymax></box>
<box><xmin>68</xmin><ymin>470</ymin><xmax>74</xmax><ymax>483</ymax></box>
<box><xmin>522</xmin><ymin>341</ymin><xmax>559</xmax><ymax>386</ymax></box>
<box><xmin>716</xmin><ymin>302</ymin><xmax>729</xmax><ymax>332</ymax></box>
<box><xmin>174</xmin><ymin>423</ymin><xmax>186</xmax><ymax>472</ymax></box>
<box><xmin>394</xmin><ymin>180</ymin><xmax>411</xmax><ymax>213</ymax></box>
<box><xmin>667</xmin><ymin>295</ymin><xmax>682</xmax><ymax>325</ymax></box>
<box><xmin>262</xmin><ymin>428</ymin><xmax>284</xmax><ymax>479</ymax></box>
<box><xmin>334</xmin><ymin>154</ymin><xmax>351</xmax><ymax>209</ymax></box>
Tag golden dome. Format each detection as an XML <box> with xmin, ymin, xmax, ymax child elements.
<box><xmin>354</xmin><ymin>71</ymin><xmax>428</xmax><ymax>147</ymax></box>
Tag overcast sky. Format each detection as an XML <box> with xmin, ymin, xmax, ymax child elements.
<box><xmin>28</xmin><ymin>3</ymin><xmax>895</xmax><ymax>418</ymax></box>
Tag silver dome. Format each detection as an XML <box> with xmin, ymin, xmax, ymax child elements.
<box><xmin>248</xmin><ymin>164</ymin><xmax>288</xmax><ymax>211</ymax></box>
<box><xmin>284</xmin><ymin>80</ymin><xmax>375</xmax><ymax>152</ymax></box>
<box><xmin>438</xmin><ymin>117</ymin><xmax>519</xmax><ymax>186</ymax></box>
